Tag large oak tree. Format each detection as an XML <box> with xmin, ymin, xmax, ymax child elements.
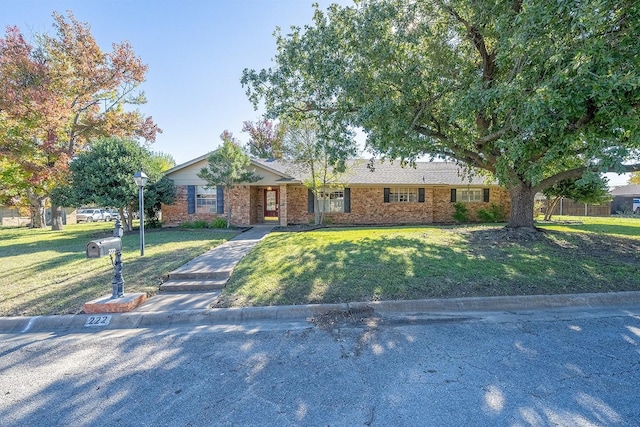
<box><xmin>242</xmin><ymin>0</ymin><xmax>640</xmax><ymax>228</ymax></box>
<box><xmin>0</xmin><ymin>12</ymin><xmax>159</xmax><ymax>229</ymax></box>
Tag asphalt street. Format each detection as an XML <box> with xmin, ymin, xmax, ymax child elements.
<box><xmin>1</xmin><ymin>306</ymin><xmax>639</xmax><ymax>426</ymax></box>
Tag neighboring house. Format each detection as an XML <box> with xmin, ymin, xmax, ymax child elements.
<box><xmin>161</xmin><ymin>155</ymin><xmax>511</xmax><ymax>227</ymax></box>
<box><xmin>610</xmin><ymin>184</ymin><xmax>640</xmax><ymax>214</ymax></box>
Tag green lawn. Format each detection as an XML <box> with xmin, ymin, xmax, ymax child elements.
<box><xmin>0</xmin><ymin>222</ymin><xmax>238</xmax><ymax>316</ymax></box>
<box><xmin>215</xmin><ymin>216</ymin><xmax>640</xmax><ymax>307</ymax></box>
<box><xmin>2</xmin><ymin>216</ymin><xmax>639</xmax><ymax>316</ymax></box>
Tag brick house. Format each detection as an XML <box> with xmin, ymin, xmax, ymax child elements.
<box><xmin>161</xmin><ymin>154</ymin><xmax>510</xmax><ymax>227</ymax></box>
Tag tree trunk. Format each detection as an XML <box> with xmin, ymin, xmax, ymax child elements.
<box><xmin>313</xmin><ymin>193</ymin><xmax>321</xmax><ymax>225</ymax></box>
<box><xmin>507</xmin><ymin>183</ymin><xmax>537</xmax><ymax>229</ymax></box>
<box><xmin>50</xmin><ymin>204</ymin><xmax>64</xmax><ymax>231</ymax></box>
<box><xmin>544</xmin><ymin>196</ymin><xmax>561</xmax><ymax>221</ymax></box>
<box><xmin>26</xmin><ymin>189</ymin><xmax>46</xmax><ymax>229</ymax></box>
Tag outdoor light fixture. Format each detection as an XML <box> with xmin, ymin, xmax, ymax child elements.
<box><xmin>133</xmin><ymin>171</ymin><xmax>148</xmax><ymax>256</ymax></box>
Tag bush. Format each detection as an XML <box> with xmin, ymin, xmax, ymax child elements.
<box><xmin>453</xmin><ymin>202</ymin><xmax>470</xmax><ymax>222</ymax></box>
<box><xmin>146</xmin><ymin>218</ymin><xmax>163</xmax><ymax>229</ymax></box>
<box><xmin>211</xmin><ymin>218</ymin><xmax>228</xmax><ymax>228</ymax></box>
<box><xmin>179</xmin><ymin>220</ymin><xmax>209</xmax><ymax>229</ymax></box>
<box><xmin>477</xmin><ymin>203</ymin><xmax>506</xmax><ymax>222</ymax></box>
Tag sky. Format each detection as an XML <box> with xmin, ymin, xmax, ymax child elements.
<box><xmin>1</xmin><ymin>0</ymin><xmax>349</xmax><ymax>165</ymax></box>
<box><xmin>0</xmin><ymin>0</ymin><xmax>631</xmax><ymax>186</ymax></box>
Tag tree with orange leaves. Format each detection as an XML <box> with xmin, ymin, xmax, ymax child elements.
<box><xmin>0</xmin><ymin>11</ymin><xmax>159</xmax><ymax>229</ymax></box>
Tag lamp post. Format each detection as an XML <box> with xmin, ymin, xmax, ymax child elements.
<box><xmin>133</xmin><ymin>171</ymin><xmax>148</xmax><ymax>256</ymax></box>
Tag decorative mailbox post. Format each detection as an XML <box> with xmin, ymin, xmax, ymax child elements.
<box><xmin>86</xmin><ymin>219</ymin><xmax>125</xmax><ymax>299</ymax></box>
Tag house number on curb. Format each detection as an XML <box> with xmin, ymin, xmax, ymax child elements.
<box><xmin>84</xmin><ymin>315</ymin><xmax>111</xmax><ymax>327</ymax></box>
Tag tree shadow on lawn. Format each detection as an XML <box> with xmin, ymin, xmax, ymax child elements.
<box><xmin>540</xmin><ymin>222</ymin><xmax>640</xmax><ymax>237</ymax></box>
<box><xmin>220</xmin><ymin>228</ymin><xmax>640</xmax><ymax>307</ymax></box>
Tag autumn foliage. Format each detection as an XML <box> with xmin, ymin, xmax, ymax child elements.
<box><xmin>0</xmin><ymin>11</ymin><xmax>159</xmax><ymax>228</ymax></box>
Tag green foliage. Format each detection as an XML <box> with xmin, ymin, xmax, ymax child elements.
<box><xmin>144</xmin><ymin>175</ymin><xmax>176</xmax><ymax>225</ymax></box>
<box><xmin>211</xmin><ymin>217</ymin><xmax>228</xmax><ymax>228</ymax></box>
<box><xmin>542</xmin><ymin>175</ymin><xmax>611</xmax><ymax>220</ymax></box>
<box><xmin>282</xmin><ymin>118</ymin><xmax>355</xmax><ymax>225</ymax></box>
<box><xmin>242</xmin><ymin>0</ymin><xmax>640</xmax><ymax>228</ymax></box>
<box><xmin>179</xmin><ymin>218</ymin><xmax>227</xmax><ymax>229</ymax></box>
<box><xmin>53</xmin><ymin>137</ymin><xmax>175</xmax><ymax>231</ymax></box>
<box><xmin>198</xmin><ymin>131</ymin><xmax>262</xmax><ymax>227</ymax></box>
<box><xmin>477</xmin><ymin>203</ymin><xmax>506</xmax><ymax>223</ymax></box>
<box><xmin>179</xmin><ymin>220</ymin><xmax>210</xmax><ymax>229</ymax></box>
<box><xmin>53</xmin><ymin>137</ymin><xmax>146</xmax><ymax>209</ymax></box>
<box><xmin>453</xmin><ymin>203</ymin><xmax>470</xmax><ymax>223</ymax></box>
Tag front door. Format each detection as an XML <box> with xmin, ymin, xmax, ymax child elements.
<box><xmin>264</xmin><ymin>189</ymin><xmax>279</xmax><ymax>219</ymax></box>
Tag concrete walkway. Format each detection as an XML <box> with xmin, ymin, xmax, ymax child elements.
<box><xmin>135</xmin><ymin>225</ymin><xmax>275</xmax><ymax>312</ymax></box>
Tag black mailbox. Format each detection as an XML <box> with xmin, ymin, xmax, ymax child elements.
<box><xmin>86</xmin><ymin>237</ymin><xmax>122</xmax><ymax>258</ymax></box>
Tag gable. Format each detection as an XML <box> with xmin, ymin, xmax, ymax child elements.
<box><xmin>165</xmin><ymin>158</ymin><xmax>297</xmax><ymax>186</ymax></box>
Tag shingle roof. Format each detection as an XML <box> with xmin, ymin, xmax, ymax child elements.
<box><xmin>252</xmin><ymin>159</ymin><xmax>493</xmax><ymax>186</ymax></box>
<box><xmin>610</xmin><ymin>184</ymin><xmax>640</xmax><ymax>196</ymax></box>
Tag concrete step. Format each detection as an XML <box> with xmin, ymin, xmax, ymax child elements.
<box><xmin>159</xmin><ymin>279</ymin><xmax>228</xmax><ymax>292</ymax></box>
<box><xmin>167</xmin><ymin>270</ymin><xmax>233</xmax><ymax>281</ymax></box>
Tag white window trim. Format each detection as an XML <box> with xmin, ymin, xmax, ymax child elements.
<box><xmin>318</xmin><ymin>188</ymin><xmax>345</xmax><ymax>213</ymax></box>
<box><xmin>196</xmin><ymin>186</ymin><xmax>217</xmax><ymax>212</ymax></box>
<box><xmin>389</xmin><ymin>188</ymin><xmax>418</xmax><ymax>203</ymax></box>
<box><xmin>458</xmin><ymin>188</ymin><xmax>483</xmax><ymax>203</ymax></box>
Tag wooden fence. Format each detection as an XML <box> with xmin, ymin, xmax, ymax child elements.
<box><xmin>544</xmin><ymin>198</ymin><xmax>611</xmax><ymax>217</ymax></box>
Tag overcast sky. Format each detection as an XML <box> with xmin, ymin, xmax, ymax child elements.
<box><xmin>1</xmin><ymin>0</ymin><xmax>630</xmax><ymax>186</ymax></box>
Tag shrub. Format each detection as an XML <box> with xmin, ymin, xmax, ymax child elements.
<box><xmin>477</xmin><ymin>203</ymin><xmax>506</xmax><ymax>222</ymax></box>
<box><xmin>146</xmin><ymin>218</ymin><xmax>163</xmax><ymax>229</ymax></box>
<box><xmin>211</xmin><ymin>217</ymin><xmax>228</xmax><ymax>228</ymax></box>
<box><xmin>179</xmin><ymin>220</ymin><xmax>209</xmax><ymax>229</ymax></box>
<box><xmin>453</xmin><ymin>202</ymin><xmax>470</xmax><ymax>222</ymax></box>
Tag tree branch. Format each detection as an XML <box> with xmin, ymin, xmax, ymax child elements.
<box><xmin>534</xmin><ymin>163</ymin><xmax>640</xmax><ymax>193</ymax></box>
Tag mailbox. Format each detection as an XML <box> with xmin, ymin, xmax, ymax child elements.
<box><xmin>86</xmin><ymin>237</ymin><xmax>122</xmax><ymax>258</ymax></box>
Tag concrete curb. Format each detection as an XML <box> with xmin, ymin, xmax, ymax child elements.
<box><xmin>1</xmin><ymin>291</ymin><xmax>640</xmax><ymax>334</ymax></box>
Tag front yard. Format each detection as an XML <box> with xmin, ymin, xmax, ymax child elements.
<box><xmin>1</xmin><ymin>217</ymin><xmax>639</xmax><ymax>316</ymax></box>
<box><xmin>0</xmin><ymin>223</ymin><xmax>237</xmax><ymax>316</ymax></box>
<box><xmin>214</xmin><ymin>217</ymin><xmax>640</xmax><ymax>307</ymax></box>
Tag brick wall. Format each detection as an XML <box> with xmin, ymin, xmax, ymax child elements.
<box><xmin>163</xmin><ymin>184</ymin><xmax>512</xmax><ymax>226</ymax></box>
<box><xmin>286</xmin><ymin>185</ymin><xmax>510</xmax><ymax>225</ymax></box>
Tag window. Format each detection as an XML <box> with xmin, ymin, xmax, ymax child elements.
<box><xmin>318</xmin><ymin>188</ymin><xmax>344</xmax><ymax>213</ymax></box>
<box><xmin>196</xmin><ymin>186</ymin><xmax>217</xmax><ymax>212</ymax></box>
<box><xmin>458</xmin><ymin>189</ymin><xmax>483</xmax><ymax>202</ymax></box>
<box><xmin>389</xmin><ymin>188</ymin><xmax>418</xmax><ymax>203</ymax></box>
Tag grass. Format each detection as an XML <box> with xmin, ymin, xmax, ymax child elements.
<box><xmin>214</xmin><ymin>216</ymin><xmax>640</xmax><ymax>307</ymax></box>
<box><xmin>0</xmin><ymin>222</ymin><xmax>238</xmax><ymax>316</ymax></box>
<box><xmin>2</xmin><ymin>216</ymin><xmax>639</xmax><ymax>316</ymax></box>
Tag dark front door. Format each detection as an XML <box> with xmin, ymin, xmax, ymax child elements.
<box><xmin>264</xmin><ymin>189</ymin><xmax>279</xmax><ymax>218</ymax></box>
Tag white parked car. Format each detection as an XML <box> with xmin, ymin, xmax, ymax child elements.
<box><xmin>76</xmin><ymin>208</ymin><xmax>111</xmax><ymax>223</ymax></box>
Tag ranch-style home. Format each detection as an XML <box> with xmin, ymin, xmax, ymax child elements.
<box><xmin>161</xmin><ymin>154</ymin><xmax>511</xmax><ymax>227</ymax></box>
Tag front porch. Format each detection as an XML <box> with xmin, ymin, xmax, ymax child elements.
<box><xmin>247</xmin><ymin>184</ymin><xmax>289</xmax><ymax>226</ymax></box>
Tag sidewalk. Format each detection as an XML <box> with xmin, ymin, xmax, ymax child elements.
<box><xmin>136</xmin><ymin>224</ymin><xmax>276</xmax><ymax>309</ymax></box>
<box><xmin>2</xmin><ymin>291</ymin><xmax>640</xmax><ymax>334</ymax></box>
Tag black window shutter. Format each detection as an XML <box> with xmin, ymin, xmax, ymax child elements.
<box><xmin>418</xmin><ymin>188</ymin><xmax>425</xmax><ymax>203</ymax></box>
<box><xmin>308</xmin><ymin>189</ymin><xmax>314</xmax><ymax>213</ymax></box>
<box><xmin>187</xmin><ymin>185</ymin><xmax>196</xmax><ymax>214</ymax></box>
<box><xmin>344</xmin><ymin>188</ymin><xmax>351</xmax><ymax>213</ymax></box>
<box><xmin>483</xmin><ymin>188</ymin><xmax>490</xmax><ymax>203</ymax></box>
<box><xmin>217</xmin><ymin>185</ymin><xmax>225</xmax><ymax>214</ymax></box>
<box><xmin>450</xmin><ymin>188</ymin><xmax>456</xmax><ymax>203</ymax></box>
<box><xmin>384</xmin><ymin>188</ymin><xmax>390</xmax><ymax>203</ymax></box>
